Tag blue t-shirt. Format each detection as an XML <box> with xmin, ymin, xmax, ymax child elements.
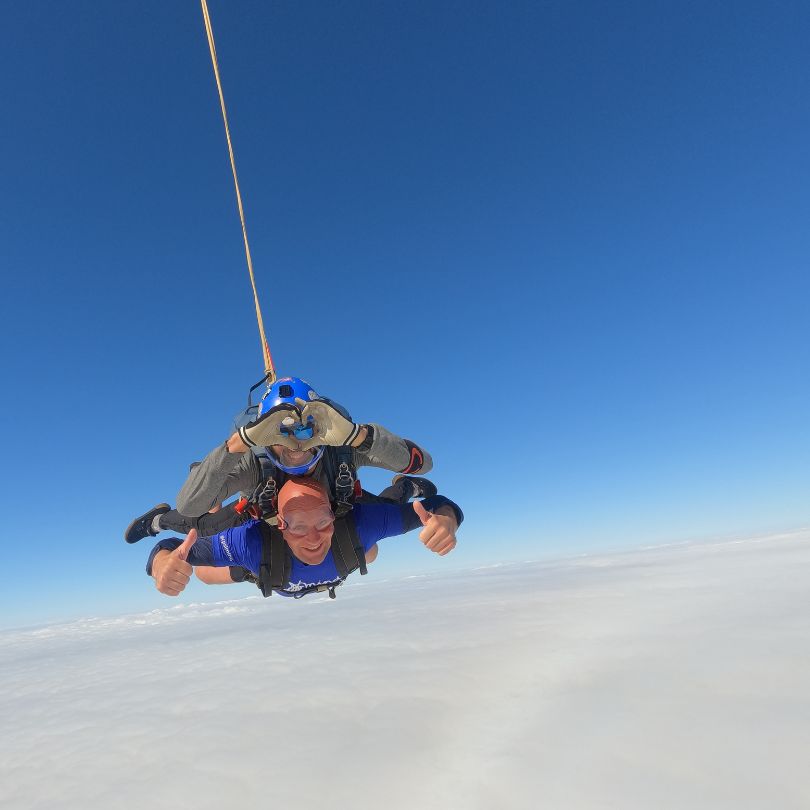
<box><xmin>146</xmin><ymin>496</ymin><xmax>461</xmax><ymax>598</ymax></box>
<box><xmin>208</xmin><ymin>502</ymin><xmax>407</xmax><ymax>596</ymax></box>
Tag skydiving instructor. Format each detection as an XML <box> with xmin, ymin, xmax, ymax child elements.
<box><xmin>125</xmin><ymin>377</ymin><xmax>435</xmax><ymax>543</ymax></box>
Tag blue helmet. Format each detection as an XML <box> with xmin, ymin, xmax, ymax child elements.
<box><xmin>258</xmin><ymin>376</ymin><xmax>320</xmax><ymax>415</ymax></box>
<box><xmin>259</xmin><ymin>376</ymin><xmax>323</xmax><ymax>475</ymax></box>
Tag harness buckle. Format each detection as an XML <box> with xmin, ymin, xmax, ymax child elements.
<box><xmin>249</xmin><ymin>477</ymin><xmax>278</xmax><ymax>520</ymax></box>
<box><xmin>335</xmin><ymin>462</ymin><xmax>354</xmax><ymax>490</ymax></box>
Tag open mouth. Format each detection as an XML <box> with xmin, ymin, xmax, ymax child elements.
<box><xmin>282</xmin><ymin>449</ymin><xmax>313</xmax><ymax>465</ymax></box>
<box><xmin>299</xmin><ymin>536</ymin><xmax>332</xmax><ymax>558</ymax></box>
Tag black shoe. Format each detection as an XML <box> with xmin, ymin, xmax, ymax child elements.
<box><xmin>124</xmin><ymin>503</ymin><xmax>171</xmax><ymax>544</ymax></box>
<box><xmin>391</xmin><ymin>475</ymin><xmax>438</xmax><ymax>500</ymax></box>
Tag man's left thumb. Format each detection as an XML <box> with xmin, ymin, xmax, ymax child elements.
<box><xmin>412</xmin><ymin>500</ymin><xmax>433</xmax><ymax>526</ymax></box>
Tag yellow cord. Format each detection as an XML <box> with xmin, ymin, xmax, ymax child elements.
<box><xmin>200</xmin><ymin>0</ymin><xmax>275</xmax><ymax>383</ymax></box>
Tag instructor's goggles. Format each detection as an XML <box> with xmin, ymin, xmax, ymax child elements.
<box><xmin>279</xmin><ymin>415</ymin><xmax>316</xmax><ymax>441</ymax></box>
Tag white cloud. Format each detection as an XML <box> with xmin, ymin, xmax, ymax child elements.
<box><xmin>2</xmin><ymin>531</ymin><xmax>809</xmax><ymax>809</ymax></box>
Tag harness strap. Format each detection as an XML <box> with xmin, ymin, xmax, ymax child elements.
<box><xmin>243</xmin><ymin>452</ymin><xmax>280</xmax><ymax>523</ymax></box>
<box><xmin>333</xmin><ymin>446</ymin><xmax>356</xmax><ymax>518</ymax></box>
<box><xmin>330</xmin><ymin>512</ymin><xmax>368</xmax><ymax>578</ymax></box>
<box><xmin>257</xmin><ymin>522</ymin><xmax>290</xmax><ymax>597</ymax></box>
<box><xmin>256</xmin><ymin>514</ymin><xmax>366</xmax><ymax>598</ymax></box>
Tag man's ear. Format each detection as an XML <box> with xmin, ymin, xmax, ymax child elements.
<box><xmin>277</xmin><ymin>515</ymin><xmax>287</xmax><ymax>530</ymax></box>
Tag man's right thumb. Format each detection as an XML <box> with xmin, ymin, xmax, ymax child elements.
<box><xmin>176</xmin><ymin>528</ymin><xmax>198</xmax><ymax>561</ymax></box>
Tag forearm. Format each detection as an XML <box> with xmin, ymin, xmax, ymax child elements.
<box><xmin>176</xmin><ymin>441</ymin><xmax>259</xmax><ymax>517</ymax></box>
<box><xmin>355</xmin><ymin>424</ymin><xmax>433</xmax><ymax>474</ymax></box>
<box><xmin>195</xmin><ymin>566</ymin><xmax>238</xmax><ymax>584</ymax></box>
<box><xmin>145</xmin><ymin>536</ymin><xmax>218</xmax><ymax>576</ymax></box>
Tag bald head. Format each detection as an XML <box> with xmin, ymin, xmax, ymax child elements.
<box><xmin>277</xmin><ymin>477</ymin><xmax>335</xmax><ymax>564</ymax></box>
<box><xmin>277</xmin><ymin>477</ymin><xmax>331</xmax><ymax>517</ymax></box>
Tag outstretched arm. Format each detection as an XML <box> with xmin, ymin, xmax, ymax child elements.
<box><xmin>353</xmin><ymin>495</ymin><xmax>462</xmax><ymax>557</ymax></box>
<box><xmin>146</xmin><ymin>521</ymin><xmax>263</xmax><ymax>595</ymax></box>
<box><xmin>356</xmin><ymin>424</ymin><xmax>433</xmax><ymax>475</ymax></box>
<box><xmin>287</xmin><ymin>399</ymin><xmax>432</xmax><ymax>475</ymax></box>
<box><xmin>195</xmin><ymin>566</ymin><xmax>238</xmax><ymax>585</ymax></box>
<box><xmin>176</xmin><ymin>443</ymin><xmax>261</xmax><ymax>517</ymax></box>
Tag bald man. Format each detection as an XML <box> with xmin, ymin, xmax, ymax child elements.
<box><xmin>147</xmin><ymin>478</ymin><xmax>463</xmax><ymax>599</ymax></box>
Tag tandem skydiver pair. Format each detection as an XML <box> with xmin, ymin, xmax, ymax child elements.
<box><xmin>127</xmin><ymin>376</ymin><xmax>462</xmax><ymax>599</ymax></box>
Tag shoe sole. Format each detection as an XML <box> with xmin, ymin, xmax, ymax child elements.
<box><xmin>391</xmin><ymin>475</ymin><xmax>437</xmax><ymax>499</ymax></box>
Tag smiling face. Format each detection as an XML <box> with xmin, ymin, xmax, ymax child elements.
<box><xmin>270</xmin><ymin>445</ymin><xmax>318</xmax><ymax>470</ymax></box>
<box><xmin>276</xmin><ymin>477</ymin><xmax>335</xmax><ymax>565</ymax></box>
<box><xmin>279</xmin><ymin>506</ymin><xmax>335</xmax><ymax>564</ymax></box>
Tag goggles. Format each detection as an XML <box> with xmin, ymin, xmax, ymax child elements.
<box><xmin>279</xmin><ymin>414</ymin><xmax>316</xmax><ymax>441</ymax></box>
<box><xmin>280</xmin><ymin>510</ymin><xmax>334</xmax><ymax>537</ymax></box>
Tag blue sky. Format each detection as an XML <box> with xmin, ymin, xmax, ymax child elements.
<box><xmin>2</xmin><ymin>0</ymin><xmax>809</xmax><ymax>628</ymax></box>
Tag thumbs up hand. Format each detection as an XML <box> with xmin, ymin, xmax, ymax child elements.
<box><xmin>153</xmin><ymin>529</ymin><xmax>198</xmax><ymax>596</ymax></box>
<box><xmin>176</xmin><ymin>528</ymin><xmax>198</xmax><ymax>559</ymax></box>
<box><xmin>412</xmin><ymin>501</ymin><xmax>458</xmax><ymax>556</ymax></box>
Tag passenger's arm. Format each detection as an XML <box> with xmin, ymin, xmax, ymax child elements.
<box><xmin>355</xmin><ymin>496</ymin><xmax>461</xmax><ymax>557</ymax></box>
<box><xmin>176</xmin><ymin>442</ymin><xmax>262</xmax><ymax>517</ymax></box>
<box><xmin>195</xmin><ymin>566</ymin><xmax>238</xmax><ymax>585</ymax></box>
<box><xmin>146</xmin><ymin>522</ymin><xmax>263</xmax><ymax>594</ymax></box>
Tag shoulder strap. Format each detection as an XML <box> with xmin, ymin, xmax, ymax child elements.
<box><xmin>330</xmin><ymin>512</ymin><xmax>368</xmax><ymax>579</ymax></box>
<box><xmin>257</xmin><ymin>522</ymin><xmax>291</xmax><ymax>598</ymax></box>
<box><xmin>333</xmin><ymin>446</ymin><xmax>357</xmax><ymax>518</ymax></box>
<box><xmin>257</xmin><ymin>515</ymin><xmax>367</xmax><ymax>599</ymax></box>
<box><xmin>245</xmin><ymin>451</ymin><xmax>281</xmax><ymax>522</ymax></box>
<box><xmin>254</xmin><ymin>450</ymin><xmax>276</xmax><ymax>481</ymax></box>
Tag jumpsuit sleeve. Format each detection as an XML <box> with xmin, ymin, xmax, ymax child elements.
<box><xmin>176</xmin><ymin>442</ymin><xmax>263</xmax><ymax>517</ymax></box>
<box><xmin>353</xmin><ymin>495</ymin><xmax>463</xmax><ymax>548</ymax></box>
<box><xmin>352</xmin><ymin>423</ymin><xmax>433</xmax><ymax>474</ymax></box>
<box><xmin>145</xmin><ymin>521</ymin><xmax>264</xmax><ymax>577</ymax></box>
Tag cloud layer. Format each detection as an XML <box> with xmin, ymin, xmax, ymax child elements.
<box><xmin>3</xmin><ymin>532</ymin><xmax>809</xmax><ymax>809</ymax></box>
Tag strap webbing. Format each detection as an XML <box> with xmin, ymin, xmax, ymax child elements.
<box><xmin>331</xmin><ymin>513</ymin><xmax>368</xmax><ymax>578</ymax></box>
<box><xmin>257</xmin><ymin>516</ymin><xmax>366</xmax><ymax>598</ymax></box>
<box><xmin>199</xmin><ymin>0</ymin><xmax>275</xmax><ymax>382</ymax></box>
<box><xmin>258</xmin><ymin>522</ymin><xmax>290</xmax><ymax>596</ymax></box>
